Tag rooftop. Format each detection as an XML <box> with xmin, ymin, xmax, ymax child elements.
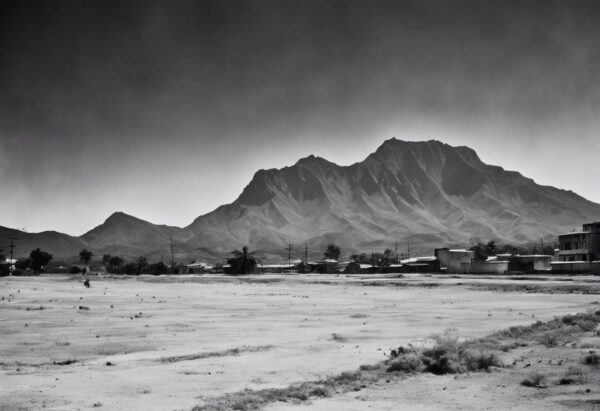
<box><xmin>559</xmin><ymin>231</ymin><xmax>590</xmax><ymax>236</ymax></box>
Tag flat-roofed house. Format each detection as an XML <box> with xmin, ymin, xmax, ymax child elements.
<box><xmin>435</xmin><ymin>248</ymin><xmax>474</xmax><ymax>273</ymax></box>
<box><xmin>583</xmin><ymin>221</ymin><xmax>600</xmax><ymax>260</ymax></box>
<box><xmin>558</xmin><ymin>222</ymin><xmax>600</xmax><ymax>262</ymax></box>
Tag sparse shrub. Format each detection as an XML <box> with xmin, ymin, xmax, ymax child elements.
<box><xmin>464</xmin><ymin>350</ymin><xmax>500</xmax><ymax>371</ymax></box>
<box><xmin>538</xmin><ymin>332</ymin><xmax>559</xmax><ymax>347</ymax></box>
<box><xmin>389</xmin><ymin>346</ymin><xmax>407</xmax><ymax>358</ymax></box>
<box><xmin>332</xmin><ymin>370</ymin><xmax>361</xmax><ymax>383</ymax></box>
<box><xmin>386</xmin><ymin>353</ymin><xmax>423</xmax><ymax>373</ymax></box>
<box><xmin>421</xmin><ymin>334</ymin><xmax>464</xmax><ymax>375</ymax></box>
<box><xmin>358</xmin><ymin>363</ymin><xmax>379</xmax><ymax>371</ymax></box>
<box><xmin>582</xmin><ymin>352</ymin><xmax>600</xmax><ymax>366</ymax></box>
<box><xmin>308</xmin><ymin>386</ymin><xmax>331</xmax><ymax>397</ymax></box>
<box><xmin>577</xmin><ymin>320</ymin><xmax>598</xmax><ymax>332</ymax></box>
<box><xmin>521</xmin><ymin>371</ymin><xmax>547</xmax><ymax>388</ymax></box>
<box><xmin>121</xmin><ymin>263</ymin><xmax>138</xmax><ymax>275</ymax></box>
<box><xmin>69</xmin><ymin>266</ymin><xmax>81</xmax><ymax>274</ymax></box>
<box><xmin>559</xmin><ymin>366</ymin><xmax>586</xmax><ymax>385</ymax></box>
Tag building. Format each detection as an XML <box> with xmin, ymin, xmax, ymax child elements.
<box><xmin>507</xmin><ymin>255</ymin><xmax>552</xmax><ymax>273</ymax></box>
<box><xmin>435</xmin><ymin>248</ymin><xmax>474</xmax><ymax>273</ymax></box>
<box><xmin>558</xmin><ymin>222</ymin><xmax>600</xmax><ymax>262</ymax></box>
<box><xmin>583</xmin><ymin>221</ymin><xmax>600</xmax><ymax>259</ymax></box>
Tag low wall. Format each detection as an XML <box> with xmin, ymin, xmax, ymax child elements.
<box><xmin>461</xmin><ymin>261</ymin><xmax>508</xmax><ymax>274</ymax></box>
<box><xmin>551</xmin><ymin>261</ymin><xmax>600</xmax><ymax>274</ymax></box>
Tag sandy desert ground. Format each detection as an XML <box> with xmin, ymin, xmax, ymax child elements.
<box><xmin>1</xmin><ymin>273</ymin><xmax>599</xmax><ymax>410</ymax></box>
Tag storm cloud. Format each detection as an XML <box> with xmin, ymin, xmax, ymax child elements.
<box><xmin>1</xmin><ymin>0</ymin><xmax>599</xmax><ymax>234</ymax></box>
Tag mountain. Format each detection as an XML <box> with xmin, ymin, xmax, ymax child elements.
<box><xmin>81</xmin><ymin>212</ymin><xmax>183</xmax><ymax>255</ymax></box>
<box><xmin>0</xmin><ymin>226</ymin><xmax>88</xmax><ymax>261</ymax></box>
<box><xmin>2</xmin><ymin>139</ymin><xmax>600</xmax><ymax>261</ymax></box>
<box><xmin>183</xmin><ymin>139</ymin><xmax>600</xmax><ymax>255</ymax></box>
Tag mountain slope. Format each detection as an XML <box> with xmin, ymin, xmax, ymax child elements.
<box><xmin>0</xmin><ymin>226</ymin><xmax>89</xmax><ymax>260</ymax></box>
<box><xmin>184</xmin><ymin>139</ymin><xmax>600</xmax><ymax>254</ymax></box>
<box><xmin>80</xmin><ymin>212</ymin><xmax>183</xmax><ymax>256</ymax></box>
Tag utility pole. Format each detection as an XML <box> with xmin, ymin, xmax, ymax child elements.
<box><xmin>286</xmin><ymin>244</ymin><xmax>293</xmax><ymax>273</ymax></box>
<box><xmin>395</xmin><ymin>241</ymin><xmax>398</xmax><ymax>264</ymax></box>
<box><xmin>407</xmin><ymin>242</ymin><xmax>411</xmax><ymax>260</ymax></box>
<box><xmin>304</xmin><ymin>243</ymin><xmax>308</xmax><ymax>264</ymax></box>
<box><xmin>170</xmin><ymin>237</ymin><xmax>175</xmax><ymax>269</ymax></box>
<box><xmin>9</xmin><ymin>237</ymin><xmax>18</xmax><ymax>274</ymax></box>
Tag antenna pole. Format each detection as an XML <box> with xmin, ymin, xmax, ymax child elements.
<box><xmin>170</xmin><ymin>237</ymin><xmax>174</xmax><ymax>269</ymax></box>
<box><xmin>304</xmin><ymin>243</ymin><xmax>308</xmax><ymax>264</ymax></box>
<box><xmin>8</xmin><ymin>237</ymin><xmax>18</xmax><ymax>274</ymax></box>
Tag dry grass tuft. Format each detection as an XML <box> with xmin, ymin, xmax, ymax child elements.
<box><xmin>521</xmin><ymin>371</ymin><xmax>548</xmax><ymax>388</ymax></box>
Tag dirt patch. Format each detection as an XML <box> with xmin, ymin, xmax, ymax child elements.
<box><xmin>195</xmin><ymin>310</ymin><xmax>600</xmax><ymax>411</ymax></box>
<box><xmin>160</xmin><ymin>345</ymin><xmax>274</xmax><ymax>363</ymax></box>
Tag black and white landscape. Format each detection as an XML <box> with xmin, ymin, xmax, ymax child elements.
<box><xmin>3</xmin><ymin>138</ymin><xmax>600</xmax><ymax>261</ymax></box>
<box><xmin>2</xmin><ymin>1</ymin><xmax>600</xmax><ymax>410</ymax></box>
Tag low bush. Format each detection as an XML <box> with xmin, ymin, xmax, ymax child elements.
<box><xmin>464</xmin><ymin>351</ymin><xmax>500</xmax><ymax>371</ymax></box>
<box><xmin>387</xmin><ymin>335</ymin><xmax>500</xmax><ymax>375</ymax></box>
<box><xmin>520</xmin><ymin>371</ymin><xmax>547</xmax><ymax>388</ymax></box>
<box><xmin>386</xmin><ymin>353</ymin><xmax>423</xmax><ymax>373</ymax></box>
<box><xmin>559</xmin><ymin>366</ymin><xmax>586</xmax><ymax>385</ymax></box>
<box><xmin>582</xmin><ymin>352</ymin><xmax>599</xmax><ymax>366</ymax></box>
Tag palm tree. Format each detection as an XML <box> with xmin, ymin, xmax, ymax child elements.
<box><xmin>227</xmin><ymin>246</ymin><xmax>258</xmax><ymax>274</ymax></box>
<box><xmin>79</xmin><ymin>249</ymin><xmax>93</xmax><ymax>273</ymax></box>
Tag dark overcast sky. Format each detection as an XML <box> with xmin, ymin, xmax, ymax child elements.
<box><xmin>1</xmin><ymin>0</ymin><xmax>599</xmax><ymax>235</ymax></box>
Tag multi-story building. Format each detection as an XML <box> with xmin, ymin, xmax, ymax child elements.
<box><xmin>558</xmin><ymin>222</ymin><xmax>600</xmax><ymax>262</ymax></box>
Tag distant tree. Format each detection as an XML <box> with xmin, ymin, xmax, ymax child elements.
<box><xmin>226</xmin><ymin>246</ymin><xmax>258</xmax><ymax>274</ymax></box>
<box><xmin>381</xmin><ymin>248</ymin><xmax>395</xmax><ymax>266</ymax></box>
<box><xmin>69</xmin><ymin>266</ymin><xmax>82</xmax><ymax>274</ymax></box>
<box><xmin>108</xmin><ymin>256</ymin><xmax>124</xmax><ymax>273</ymax></box>
<box><xmin>15</xmin><ymin>259</ymin><xmax>30</xmax><ymax>270</ymax></box>
<box><xmin>102</xmin><ymin>254</ymin><xmax>111</xmax><ymax>267</ymax></box>
<box><xmin>324</xmin><ymin>244</ymin><xmax>341</xmax><ymax>261</ymax></box>
<box><xmin>136</xmin><ymin>256</ymin><xmax>148</xmax><ymax>274</ymax></box>
<box><xmin>486</xmin><ymin>241</ymin><xmax>497</xmax><ymax>256</ymax></box>
<box><xmin>148</xmin><ymin>261</ymin><xmax>169</xmax><ymax>275</ymax></box>
<box><xmin>29</xmin><ymin>248</ymin><xmax>53</xmax><ymax>273</ymax></box>
<box><xmin>79</xmin><ymin>249</ymin><xmax>93</xmax><ymax>272</ymax></box>
<box><xmin>470</xmin><ymin>243</ymin><xmax>488</xmax><ymax>261</ymax></box>
<box><xmin>121</xmin><ymin>262</ymin><xmax>138</xmax><ymax>275</ymax></box>
<box><xmin>470</xmin><ymin>241</ymin><xmax>499</xmax><ymax>261</ymax></box>
<box><xmin>0</xmin><ymin>264</ymin><xmax>10</xmax><ymax>277</ymax></box>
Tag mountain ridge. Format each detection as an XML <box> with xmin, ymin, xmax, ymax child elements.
<box><xmin>2</xmin><ymin>138</ymin><xmax>599</xmax><ymax>261</ymax></box>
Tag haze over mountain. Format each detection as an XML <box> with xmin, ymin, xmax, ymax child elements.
<box><xmin>2</xmin><ymin>139</ymin><xmax>599</xmax><ymax>261</ymax></box>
